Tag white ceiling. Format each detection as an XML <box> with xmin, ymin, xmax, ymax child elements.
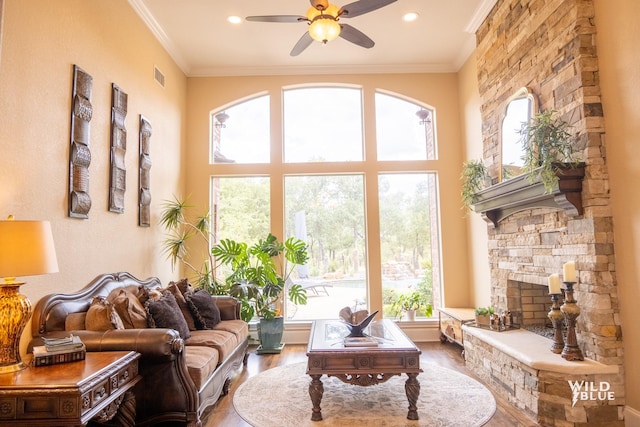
<box><xmin>129</xmin><ymin>0</ymin><xmax>497</xmax><ymax>77</ymax></box>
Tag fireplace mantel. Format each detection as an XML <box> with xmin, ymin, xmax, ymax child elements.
<box><xmin>471</xmin><ymin>163</ymin><xmax>585</xmax><ymax>226</ymax></box>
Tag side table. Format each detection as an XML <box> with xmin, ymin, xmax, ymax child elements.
<box><xmin>0</xmin><ymin>351</ymin><xmax>141</xmax><ymax>426</ymax></box>
<box><xmin>438</xmin><ymin>307</ymin><xmax>475</xmax><ymax>357</ymax></box>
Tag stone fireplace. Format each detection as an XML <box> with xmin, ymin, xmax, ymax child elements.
<box><xmin>463</xmin><ymin>0</ymin><xmax>625</xmax><ymax>425</ymax></box>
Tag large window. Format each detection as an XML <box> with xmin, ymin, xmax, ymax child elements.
<box><xmin>210</xmin><ymin>87</ymin><xmax>440</xmax><ymax>321</ymax></box>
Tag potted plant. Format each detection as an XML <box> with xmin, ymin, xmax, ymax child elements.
<box><xmin>518</xmin><ymin>109</ymin><xmax>579</xmax><ymax>193</ymax></box>
<box><xmin>461</xmin><ymin>159</ymin><xmax>489</xmax><ymax>209</ymax></box>
<box><xmin>474</xmin><ymin>306</ymin><xmax>494</xmax><ymax>326</ymax></box>
<box><xmin>390</xmin><ymin>291</ymin><xmax>433</xmax><ymax>321</ymax></box>
<box><xmin>211</xmin><ymin>233</ymin><xmax>309</xmax><ymax>353</ymax></box>
<box><xmin>160</xmin><ymin>196</ymin><xmax>219</xmax><ymax>293</ymax></box>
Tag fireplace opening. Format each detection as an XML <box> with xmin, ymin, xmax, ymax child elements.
<box><xmin>506</xmin><ymin>280</ymin><xmax>562</xmax><ymax>339</ymax></box>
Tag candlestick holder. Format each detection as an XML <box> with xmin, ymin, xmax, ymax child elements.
<box><xmin>547</xmin><ymin>293</ymin><xmax>564</xmax><ymax>354</ymax></box>
<box><xmin>560</xmin><ymin>281</ymin><xmax>584</xmax><ymax>361</ymax></box>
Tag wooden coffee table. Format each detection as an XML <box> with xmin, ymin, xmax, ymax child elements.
<box><xmin>306</xmin><ymin>319</ymin><xmax>422</xmax><ymax>421</ymax></box>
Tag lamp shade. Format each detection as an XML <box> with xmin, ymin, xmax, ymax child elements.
<box><xmin>0</xmin><ymin>220</ymin><xmax>59</xmax><ymax>279</ymax></box>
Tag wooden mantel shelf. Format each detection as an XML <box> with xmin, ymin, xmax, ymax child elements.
<box><xmin>471</xmin><ymin>163</ymin><xmax>585</xmax><ymax>226</ymax></box>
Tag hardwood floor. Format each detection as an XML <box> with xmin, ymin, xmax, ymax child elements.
<box><xmin>201</xmin><ymin>342</ymin><xmax>539</xmax><ymax>427</ymax></box>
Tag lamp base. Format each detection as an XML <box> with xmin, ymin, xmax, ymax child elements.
<box><xmin>0</xmin><ymin>281</ymin><xmax>32</xmax><ymax>373</ymax></box>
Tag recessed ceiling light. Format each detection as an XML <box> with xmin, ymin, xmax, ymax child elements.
<box><xmin>227</xmin><ymin>15</ymin><xmax>242</xmax><ymax>24</ymax></box>
<box><xmin>403</xmin><ymin>12</ymin><xmax>419</xmax><ymax>22</ymax></box>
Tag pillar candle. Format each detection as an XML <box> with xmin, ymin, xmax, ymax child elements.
<box><xmin>548</xmin><ymin>274</ymin><xmax>562</xmax><ymax>294</ymax></box>
<box><xmin>563</xmin><ymin>261</ymin><xmax>576</xmax><ymax>282</ymax></box>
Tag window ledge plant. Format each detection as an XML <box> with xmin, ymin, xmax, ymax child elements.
<box><xmin>390</xmin><ymin>290</ymin><xmax>433</xmax><ymax>320</ymax></box>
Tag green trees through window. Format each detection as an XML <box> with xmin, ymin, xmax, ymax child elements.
<box><xmin>210</xmin><ymin>87</ymin><xmax>440</xmax><ymax>321</ymax></box>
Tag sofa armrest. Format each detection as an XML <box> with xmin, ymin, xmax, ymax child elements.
<box><xmin>211</xmin><ymin>295</ymin><xmax>242</xmax><ymax>320</ymax></box>
<box><xmin>33</xmin><ymin>329</ymin><xmax>184</xmax><ymax>361</ymax></box>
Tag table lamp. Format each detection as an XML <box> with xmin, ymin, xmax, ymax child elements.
<box><xmin>0</xmin><ymin>216</ymin><xmax>58</xmax><ymax>373</ymax></box>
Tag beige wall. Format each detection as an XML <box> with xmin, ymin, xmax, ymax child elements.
<box><xmin>186</xmin><ymin>73</ymin><xmax>472</xmax><ymax>309</ymax></box>
<box><xmin>594</xmin><ymin>0</ymin><xmax>640</xmax><ymax>419</ymax></box>
<box><xmin>0</xmin><ymin>0</ymin><xmax>187</xmax><ymax>353</ymax></box>
<box><xmin>457</xmin><ymin>51</ymin><xmax>491</xmax><ymax>308</ymax></box>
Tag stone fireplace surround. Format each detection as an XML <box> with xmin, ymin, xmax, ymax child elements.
<box><xmin>465</xmin><ymin>0</ymin><xmax>625</xmax><ymax>425</ymax></box>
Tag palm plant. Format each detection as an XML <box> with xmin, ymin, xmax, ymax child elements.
<box><xmin>211</xmin><ymin>233</ymin><xmax>309</xmax><ymax>321</ymax></box>
<box><xmin>159</xmin><ymin>197</ymin><xmax>218</xmax><ymax>292</ymax></box>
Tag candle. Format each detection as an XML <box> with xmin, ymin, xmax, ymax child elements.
<box><xmin>563</xmin><ymin>261</ymin><xmax>577</xmax><ymax>283</ymax></box>
<box><xmin>548</xmin><ymin>274</ymin><xmax>562</xmax><ymax>294</ymax></box>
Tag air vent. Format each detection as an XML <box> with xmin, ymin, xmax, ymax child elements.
<box><xmin>154</xmin><ymin>66</ymin><xmax>165</xmax><ymax>88</ymax></box>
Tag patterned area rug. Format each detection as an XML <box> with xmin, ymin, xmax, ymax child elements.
<box><xmin>233</xmin><ymin>362</ymin><xmax>496</xmax><ymax>427</ymax></box>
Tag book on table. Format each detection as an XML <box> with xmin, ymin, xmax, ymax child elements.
<box><xmin>33</xmin><ymin>335</ymin><xmax>86</xmax><ymax>366</ymax></box>
<box><xmin>344</xmin><ymin>336</ymin><xmax>379</xmax><ymax>347</ymax></box>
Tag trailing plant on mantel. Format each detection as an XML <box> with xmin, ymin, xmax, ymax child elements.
<box><xmin>519</xmin><ymin>110</ymin><xmax>580</xmax><ymax>193</ymax></box>
<box><xmin>461</xmin><ymin>159</ymin><xmax>489</xmax><ymax>209</ymax></box>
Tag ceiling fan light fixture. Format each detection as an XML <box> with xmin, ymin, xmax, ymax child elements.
<box><xmin>309</xmin><ymin>18</ymin><xmax>341</xmax><ymax>43</ymax></box>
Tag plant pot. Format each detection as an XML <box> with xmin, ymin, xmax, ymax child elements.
<box><xmin>404</xmin><ymin>309</ymin><xmax>416</xmax><ymax>321</ymax></box>
<box><xmin>256</xmin><ymin>316</ymin><xmax>285</xmax><ymax>354</ymax></box>
<box><xmin>475</xmin><ymin>314</ymin><xmax>491</xmax><ymax>326</ymax></box>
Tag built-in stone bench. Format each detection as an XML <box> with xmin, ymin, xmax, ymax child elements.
<box><xmin>462</xmin><ymin>326</ymin><xmax>625</xmax><ymax>427</ymax></box>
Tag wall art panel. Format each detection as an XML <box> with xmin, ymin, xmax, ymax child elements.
<box><xmin>68</xmin><ymin>65</ymin><xmax>93</xmax><ymax>218</ymax></box>
<box><xmin>138</xmin><ymin>115</ymin><xmax>152</xmax><ymax>227</ymax></box>
<box><xmin>109</xmin><ymin>84</ymin><xmax>128</xmax><ymax>213</ymax></box>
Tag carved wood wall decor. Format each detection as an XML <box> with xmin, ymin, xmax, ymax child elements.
<box><xmin>138</xmin><ymin>115</ymin><xmax>152</xmax><ymax>227</ymax></box>
<box><xmin>68</xmin><ymin>65</ymin><xmax>93</xmax><ymax>218</ymax></box>
<box><xmin>109</xmin><ymin>84</ymin><xmax>128</xmax><ymax>213</ymax></box>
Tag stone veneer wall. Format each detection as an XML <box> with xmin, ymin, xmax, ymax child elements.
<box><xmin>469</xmin><ymin>0</ymin><xmax>625</xmax><ymax>425</ymax></box>
<box><xmin>475</xmin><ymin>0</ymin><xmax>622</xmax><ymax>364</ymax></box>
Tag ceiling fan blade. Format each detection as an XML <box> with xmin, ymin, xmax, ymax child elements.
<box><xmin>338</xmin><ymin>23</ymin><xmax>375</xmax><ymax>48</ymax></box>
<box><xmin>246</xmin><ymin>15</ymin><xmax>307</xmax><ymax>23</ymax></box>
<box><xmin>338</xmin><ymin>0</ymin><xmax>397</xmax><ymax>18</ymax></box>
<box><xmin>290</xmin><ymin>32</ymin><xmax>314</xmax><ymax>56</ymax></box>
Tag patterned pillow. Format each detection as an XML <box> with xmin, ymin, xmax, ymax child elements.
<box><xmin>186</xmin><ymin>289</ymin><xmax>221</xmax><ymax>330</ymax></box>
<box><xmin>108</xmin><ymin>288</ymin><xmax>148</xmax><ymax>329</ymax></box>
<box><xmin>86</xmin><ymin>297</ymin><xmax>125</xmax><ymax>331</ymax></box>
<box><xmin>145</xmin><ymin>290</ymin><xmax>190</xmax><ymax>339</ymax></box>
<box><xmin>166</xmin><ymin>281</ymin><xmax>197</xmax><ymax>331</ymax></box>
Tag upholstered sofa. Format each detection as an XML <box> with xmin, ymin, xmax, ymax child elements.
<box><xmin>30</xmin><ymin>272</ymin><xmax>249</xmax><ymax>427</ymax></box>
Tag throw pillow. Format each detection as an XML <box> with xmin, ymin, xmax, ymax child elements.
<box><xmin>108</xmin><ymin>288</ymin><xmax>148</xmax><ymax>329</ymax></box>
<box><xmin>86</xmin><ymin>297</ymin><xmax>125</xmax><ymax>331</ymax></box>
<box><xmin>145</xmin><ymin>290</ymin><xmax>191</xmax><ymax>339</ymax></box>
<box><xmin>166</xmin><ymin>281</ymin><xmax>197</xmax><ymax>331</ymax></box>
<box><xmin>186</xmin><ymin>289</ymin><xmax>221</xmax><ymax>330</ymax></box>
<box><xmin>173</xmin><ymin>277</ymin><xmax>193</xmax><ymax>296</ymax></box>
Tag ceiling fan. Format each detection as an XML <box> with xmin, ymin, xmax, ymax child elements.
<box><xmin>246</xmin><ymin>0</ymin><xmax>397</xmax><ymax>56</ymax></box>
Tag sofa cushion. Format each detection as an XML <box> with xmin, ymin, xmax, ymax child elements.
<box><xmin>186</xmin><ymin>289</ymin><xmax>221</xmax><ymax>329</ymax></box>
<box><xmin>166</xmin><ymin>281</ymin><xmax>197</xmax><ymax>331</ymax></box>
<box><xmin>183</xmin><ymin>345</ymin><xmax>220</xmax><ymax>391</ymax></box>
<box><xmin>86</xmin><ymin>297</ymin><xmax>125</xmax><ymax>331</ymax></box>
<box><xmin>185</xmin><ymin>330</ymin><xmax>237</xmax><ymax>361</ymax></box>
<box><xmin>145</xmin><ymin>291</ymin><xmax>191</xmax><ymax>339</ymax></box>
<box><xmin>214</xmin><ymin>319</ymin><xmax>249</xmax><ymax>343</ymax></box>
<box><xmin>108</xmin><ymin>288</ymin><xmax>148</xmax><ymax>329</ymax></box>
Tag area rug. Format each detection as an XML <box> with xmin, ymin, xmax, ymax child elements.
<box><xmin>233</xmin><ymin>362</ymin><xmax>496</xmax><ymax>427</ymax></box>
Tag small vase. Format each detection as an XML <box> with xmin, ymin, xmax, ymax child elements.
<box><xmin>405</xmin><ymin>309</ymin><xmax>416</xmax><ymax>321</ymax></box>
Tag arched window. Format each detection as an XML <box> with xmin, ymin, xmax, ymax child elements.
<box><xmin>211</xmin><ymin>86</ymin><xmax>440</xmax><ymax>321</ymax></box>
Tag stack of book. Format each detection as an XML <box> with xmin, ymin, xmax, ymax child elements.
<box><xmin>344</xmin><ymin>336</ymin><xmax>379</xmax><ymax>347</ymax></box>
<box><xmin>33</xmin><ymin>335</ymin><xmax>86</xmax><ymax>367</ymax></box>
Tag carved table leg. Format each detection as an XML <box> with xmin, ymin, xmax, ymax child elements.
<box><xmin>309</xmin><ymin>374</ymin><xmax>324</xmax><ymax>421</ymax></box>
<box><xmin>405</xmin><ymin>373</ymin><xmax>420</xmax><ymax>420</ymax></box>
